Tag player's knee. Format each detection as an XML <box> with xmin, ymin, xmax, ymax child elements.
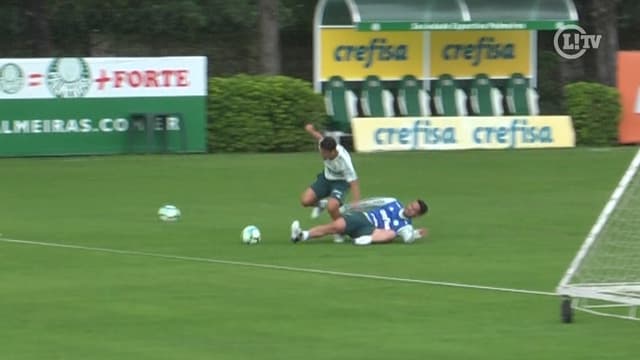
<box><xmin>327</xmin><ymin>198</ymin><xmax>340</xmax><ymax>212</ymax></box>
<box><xmin>332</xmin><ymin>218</ymin><xmax>347</xmax><ymax>233</ymax></box>
<box><xmin>301</xmin><ymin>190</ymin><xmax>316</xmax><ymax>207</ymax></box>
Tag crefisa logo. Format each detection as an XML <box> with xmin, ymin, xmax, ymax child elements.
<box><xmin>333</xmin><ymin>38</ymin><xmax>409</xmax><ymax>69</ymax></box>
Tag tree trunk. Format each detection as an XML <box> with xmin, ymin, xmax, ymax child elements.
<box><xmin>258</xmin><ymin>0</ymin><xmax>281</xmax><ymax>75</ymax></box>
<box><xmin>587</xmin><ymin>0</ymin><xmax>620</xmax><ymax>86</ymax></box>
<box><xmin>24</xmin><ymin>0</ymin><xmax>52</xmax><ymax>56</ymax></box>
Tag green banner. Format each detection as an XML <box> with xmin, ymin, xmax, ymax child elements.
<box><xmin>0</xmin><ymin>57</ymin><xmax>207</xmax><ymax>157</ymax></box>
<box><xmin>356</xmin><ymin>20</ymin><xmax>578</xmax><ymax>32</ymax></box>
<box><xmin>0</xmin><ymin>97</ymin><xmax>205</xmax><ymax>156</ymax></box>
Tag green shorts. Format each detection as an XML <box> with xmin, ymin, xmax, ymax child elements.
<box><xmin>310</xmin><ymin>172</ymin><xmax>350</xmax><ymax>204</ymax></box>
<box><xmin>343</xmin><ymin>212</ymin><xmax>375</xmax><ymax>238</ymax></box>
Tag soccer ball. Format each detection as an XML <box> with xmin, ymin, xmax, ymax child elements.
<box><xmin>158</xmin><ymin>205</ymin><xmax>181</xmax><ymax>222</ymax></box>
<box><xmin>242</xmin><ymin>225</ymin><xmax>261</xmax><ymax>245</ymax></box>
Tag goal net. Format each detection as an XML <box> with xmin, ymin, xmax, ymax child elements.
<box><xmin>557</xmin><ymin>149</ymin><xmax>640</xmax><ymax>321</ymax></box>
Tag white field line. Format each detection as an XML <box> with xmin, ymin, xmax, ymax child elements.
<box><xmin>0</xmin><ymin>236</ymin><xmax>556</xmax><ymax>297</ymax></box>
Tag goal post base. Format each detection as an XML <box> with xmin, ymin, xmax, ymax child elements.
<box><xmin>561</xmin><ymin>296</ymin><xmax>573</xmax><ymax>323</ymax></box>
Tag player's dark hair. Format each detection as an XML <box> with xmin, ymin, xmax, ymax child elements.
<box><xmin>319</xmin><ymin>137</ymin><xmax>337</xmax><ymax>151</ymax></box>
<box><xmin>417</xmin><ymin>199</ymin><xmax>428</xmax><ymax>215</ymax></box>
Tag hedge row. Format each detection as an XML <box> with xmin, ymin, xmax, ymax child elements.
<box><xmin>207</xmin><ymin>75</ymin><xmax>327</xmax><ymax>152</ymax></box>
<box><xmin>206</xmin><ymin>75</ymin><xmax>622</xmax><ymax>151</ymax></box>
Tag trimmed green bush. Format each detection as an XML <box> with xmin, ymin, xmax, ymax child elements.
<box><xmin>565</xmin><ymin>82</ymin><xmax>621</xmax><ymax>146</ymax></box>
<box><xmin>208</xmin><ymin>75</ymin><xmax>327</xmax><ymax>152</ymax></box>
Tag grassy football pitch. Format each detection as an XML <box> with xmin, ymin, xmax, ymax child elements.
<box><xmin>1</xmin><ymin>148</ymin><xmax>639</xmax><ymax>359</ymax></box>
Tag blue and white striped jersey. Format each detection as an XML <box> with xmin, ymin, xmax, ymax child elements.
<box><xmin>365</xmin><ymin>199</ymin><xmax>411</xmax><ymax>232</ymax></box>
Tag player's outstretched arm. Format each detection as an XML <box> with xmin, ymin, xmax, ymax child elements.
<box><xmin>354</xmin><ymin>229</ymin><xmax>396</xmax><ymax>245</ymax></box>
<box><xmin>371</xmin><ymin>229</ymin><xmax>397</xmax><ymax>243</ymax></box>
<box><xmin>304</xmin><ymin>123</ymin><xmax>324</xmax><ymax>141</ymax></box>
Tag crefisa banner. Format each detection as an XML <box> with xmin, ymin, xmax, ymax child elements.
<box><xmin>318</xmin><ymin>28</ymin><xmax>531</xmax><ymax>83</ymax></box>
<box><xmin>0</xmin><ymin>56</ymin><xmax>207</xmax><ymax>156</ymax></box>
<box><xmin>352</xmin><ymin>116</ymin><xmax>575</xmax><ymax>152</ymax></box>
<box><xmin>320</xmin><ymin>29</ymin><xmax>425</xmax><ymax>81</ymax></box>
<box><xmin>430</xmin><ymin>30</ymin><xmax>531</xmax><ymax>78</ymax></box>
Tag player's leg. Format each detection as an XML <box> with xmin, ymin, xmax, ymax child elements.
<box><xmin>326</xmin><ymin>197</ymin><xmax>342</xmax><ymax>220</ymax></box>
<box><xmin>310</xmin><ymin>198</ymin><xmax>329</xmax><ymax>219</ymax></box>
<box><xmin>300</xmin><ymin>187</ymin><xmax>318</xmax><ymax>207</ymax></box>
<box><xmin>341</xmin><ymin>212</ymin><xmax>375</xmax><ymax>244</ymax></box>
<box><xmin>326</xmin><ymin>180</ymin><xmax>349</xmax><ymax>219</ymax></box>
<box><xmin>302</xmin><ymin>173</ymin><xmax>331</xmax><ymax>218</ymax></box>
<box><xmin>309</xmin><ymin>217</ymin><xmax>346</xmax><ymax>238</ymax></box>
<box><xmin>328</xmin><ymin>197</ymin><xmax>346</xmax><ymax>243</ymax></box>
<box><xmin>327</xmin><ymin>181</ymin><xmax>350</xmax><ymax>242</ymax></box>
<box><xmin>354</xmin><ymin>229</ymin><xmax>397</xmax><ymax>246</ymax></box>
<box><xmin>291</xmin><ymin>217</ymin><xmax>347</xmax><ymax>243</ymax></box>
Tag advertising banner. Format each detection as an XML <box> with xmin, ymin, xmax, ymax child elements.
<box><xmin>617</xmin><ymin>51</ymin><xmax>640</xmax><ymax>144</ymax></box>
<box><xmin>319</xmin><ymin>29</ymin><xmax>424</xmax><ymax>81</ymax></box>
<box><xmin>352</xmin><ymin>116</ymin><xmax>575</xmax><ymax>152</ymax></box>
<box><xmin>316</xmin><ymin>28</ymin><xmax>534</xmax><ymax>93</ymax></box>
<box><xmin>0</xmin><ymin>57</ymin><xmax>207</xmax><ymax>156</ymax></box>
<box><xmin>430</xmin><ymin>30</ymin><xmax>531</xmax><ymax>78</ymax></box>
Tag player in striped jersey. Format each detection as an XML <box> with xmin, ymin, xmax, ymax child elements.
<box><xmin>299</xmin><ymin>124</ymin><xmax>361</xmax><ymax>243</ymax></box>
<box><xmin>290</xmin><ymin>198</ymin><xmax>428</xmax><ymax>245</ymax></box>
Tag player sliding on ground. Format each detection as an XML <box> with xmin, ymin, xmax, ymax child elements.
<box><xmin>291</xmin><ymin>197</ymin><xmax>428</xmax><ymax>245</ymax></box>
<box><xmin>299</xmin><ymin>123</ymin><xmax>360</xmax><ymax>243</ymax></box>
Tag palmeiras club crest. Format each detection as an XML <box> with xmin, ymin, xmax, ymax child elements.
<box><xmin>46</xmin><ymin>57</ymin><xmax>92</xmax><ymax>98</ymax></box>
<box><xmin>0</xmin><ymin>63</ymin><xmax>25</xmax><ymax>95</ymax></box>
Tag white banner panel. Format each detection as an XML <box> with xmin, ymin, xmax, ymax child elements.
<box><xmin>352</xmin><ymin>116</ymin><xmax>576</xmax><ymax>152</ymax></box>
<box><xmin>0</xmin><ymin>57</ymin><xmax>207</xmax><ymax>99</ymax></box>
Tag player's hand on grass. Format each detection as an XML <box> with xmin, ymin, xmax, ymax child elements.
<box><xmin>418</xmin><ymin>228</ymin><xmax>428</xmax><ymax>238</ymax></box>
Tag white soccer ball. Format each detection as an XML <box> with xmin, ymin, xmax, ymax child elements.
<box><xmin>242</xmin><ymin>225</ymin><xmax>261</xmax><ymax>245</ymax></box>
<box><xmin>158</xmin><ymin>205</ymin><xmax>181</xmax><ymax>222</ymax></box>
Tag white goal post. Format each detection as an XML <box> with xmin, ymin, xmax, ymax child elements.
<box><xmin>557</xmin><ymin>148</ymin><xmax>640</xmax><ymax>321</ymax></box>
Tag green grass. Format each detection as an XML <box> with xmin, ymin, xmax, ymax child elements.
<box><xmin>1</xmin><ymin>148</ymin><xmax>639</xmax><ymax>360</ymax></box>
